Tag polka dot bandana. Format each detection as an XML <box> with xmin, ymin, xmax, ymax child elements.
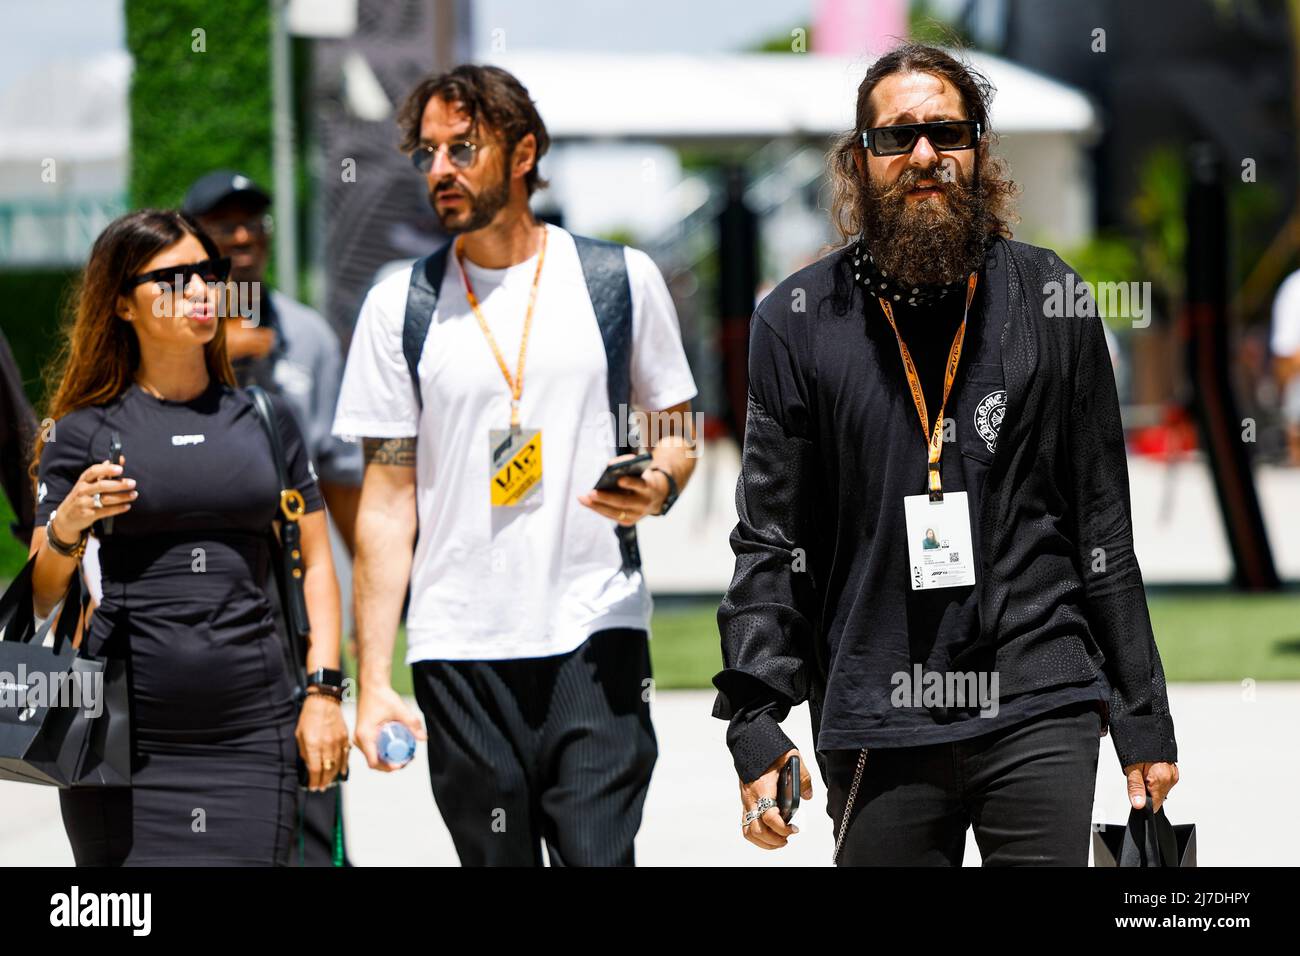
<box><xmin>851</xmin><ymin>240</ymin><xmax>967</xmax><ymax>310</ymax></box>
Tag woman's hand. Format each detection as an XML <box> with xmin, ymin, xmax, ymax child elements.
<box><xmin>296</xmin><ymin>692</ymin><xmax>351</xmax><ymax>791</ymax></box>
<box><xmin>51</xmin><ymin>459</ymin><xmax>136</xmax><ymax>540</ymax></box>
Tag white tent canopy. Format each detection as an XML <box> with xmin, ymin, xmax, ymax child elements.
<box><xmin>486</xmin><ymin>50</ymin><xmax>1098</xmax><ymax>142</ymax></box>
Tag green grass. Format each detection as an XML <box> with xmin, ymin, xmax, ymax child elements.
<box><xmin>364</xmin><ymin>606</ymin><xmax>726</xmax><ymax>697</ymax></box>
<box><xmin>636</xmin><ymin>592</ymin><xmax>1300</xmax><ymax>689</ymax></box>
<box><xmin>1145</xmin><ymin>592</ymin><xmax>1300</xmax><ymax>682</ymax></box>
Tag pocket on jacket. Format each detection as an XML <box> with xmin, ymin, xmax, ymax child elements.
<box><xmin>961</xmin><ymin>370</ymin><xmax>1007</xmax><ymax>464</ymax></box>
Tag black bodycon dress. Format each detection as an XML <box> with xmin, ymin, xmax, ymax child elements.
<box><xmin>35</xmin><ymin>379</ymin><xmax>323</xmax><ymax>866</ymax></box>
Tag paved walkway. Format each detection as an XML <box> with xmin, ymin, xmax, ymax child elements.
<box><xmin>2</xmin><ymin>682</ymin><xmax>1295</xmax><ymax>866</ymax></box>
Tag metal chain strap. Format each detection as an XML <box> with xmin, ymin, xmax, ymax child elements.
<box><xmin>831</xmin><ymin>747</ymin><xmax>868</xmax><ymax>866</ymax></box>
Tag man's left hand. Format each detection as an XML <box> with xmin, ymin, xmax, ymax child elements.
<box><xmin>577</xmin><ymin>458</ymin><xmax>669</xmax><ymax>526</ymax></box>
<box><xmin>1123</xmin><ymin>760</ymin><xmax>1179</xmax><ymax>812</ymax></box>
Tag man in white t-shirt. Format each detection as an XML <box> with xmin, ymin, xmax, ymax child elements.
<box><xmin>333</xmin><ymin>64</ymin><xmax>699</xmax><ymax>866</ymax></box>
<box><xmin>1271</xmin><ymin>268</ymin><xmax>1300</xmax><ymax>465</ymax></box>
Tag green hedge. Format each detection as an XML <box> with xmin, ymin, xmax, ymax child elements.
<box><xmin>1</xmin><ymin>268</ymin><xmax>76</xmax><ymax>576</ymax></box>
<box><xmin>124</xmin><ymin>0</ymin><xmax>273</xmax><ymax>210</ymax></box>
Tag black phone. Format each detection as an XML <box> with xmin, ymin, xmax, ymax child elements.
<box><xmin>102</xmin><ymin>431</ymin><xmax>123</xmax><ymax>535</ymax></box>
<box><xmin>593</xmin><ymin>452</ymin><xmax>654</xmax><ymax>492</ymax></box>
<box><xmin>778</xmin><ymin>755</ymin><xmax>800</xmax><ymax>823</ymax></box>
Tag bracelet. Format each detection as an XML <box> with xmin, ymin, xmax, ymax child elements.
<box><xmin>45</xmin><ymin>510</ymin><xmax>88</xmax><ymax>559</ymax></box>
<box><xmin>304</xmin><ymin>685</ymin><xmax>343</xmax><ymax>702</ymax></box>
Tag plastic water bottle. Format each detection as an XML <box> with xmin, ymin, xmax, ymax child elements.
<box><xmin>377</xmin><ymin>721</ymin><xmax>417</xmax><ymax>769</ymax></box>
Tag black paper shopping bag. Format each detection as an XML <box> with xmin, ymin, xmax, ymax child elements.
<box><xmin>1093</xmin><ymin>789</ymin><xmax>1196</xmax><ymax>867</ymax></box>
<box><xmin>0</xmin><ymin>555</ymin><xmax>130</xmax><ymax>787</ymax></box>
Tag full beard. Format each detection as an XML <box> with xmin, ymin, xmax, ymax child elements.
<box><xmin>861</xmin><ymin>159</ymin><xmax>991</xmax><ymax>288</ymax></box>
<box><xmin>428</xmin><ymin>169</ymin><xmax>510</xmax><ymax>234</ymax></box>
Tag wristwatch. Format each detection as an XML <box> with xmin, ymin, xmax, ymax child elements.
<box><xmin>648</xmin><ymin>466</ymin><xmax>679</xmax><ymax>516</ymax></box>
<box><xmin>45</xmin><ymin>510</ymin><xmax>88</xmax><ymax>559</ymax></box>
<box><xmin>305</xmin><ymin>667</ymin><xmax>345</xmax><ymax>700</ymax></box>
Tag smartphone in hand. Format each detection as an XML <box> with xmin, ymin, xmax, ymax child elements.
<box><xmin>778</xmin><ymin>755</ymin><xmax>800</xmax><ymax>823</ymax></box>
<box><xmin>102</xmin><ymin>431</ymin><xmax>123</xmax><ymax>535</ymax></box>
<box><xmin>593</xmin><ymin>452</ymin><xmax>654</xmax><ymax>492</ymax></box>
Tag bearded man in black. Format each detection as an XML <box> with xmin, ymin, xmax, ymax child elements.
<box><xmin>714</xmin><ymin>43</ymin><xmax>1179</xmax><ymax>866</ymax></box>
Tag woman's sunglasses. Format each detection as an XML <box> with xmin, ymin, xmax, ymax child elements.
<box><xmin>859</xmin><ymin>120</ymin><xmax>981</xmax><ymax>157</ymax></box>
<box><xmin>122</xmin><ymin>257</ymin><xmax>231</xmax><ymax>293</ymax></box>
<box><xmin>411</xmin><ymin>141</ymin><xmax>480</xmax><ymax>174</ymax></box>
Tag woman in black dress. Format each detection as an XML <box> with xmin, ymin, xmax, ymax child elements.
<box><xmin>29</xmin><ymin>209</ymin><xmax>350</xmax><ymax>865</ymax></box>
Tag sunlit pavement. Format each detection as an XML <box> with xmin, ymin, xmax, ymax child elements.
<box><xmin>2</xmin><ymin>682</ymin><xmax>1295</xmax><ymax>866</ymax></box>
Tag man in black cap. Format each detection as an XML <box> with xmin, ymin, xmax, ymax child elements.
<box><xmin>182</xmin><ymin>170</ymin><xmax>363</xmax><ymax>551</ymax></box>
<box><xmin>183</xmin><ymin>169</ymin><xmax>362</xmax><ymax>866</ymax></box>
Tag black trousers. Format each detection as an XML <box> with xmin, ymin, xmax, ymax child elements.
<box><xmin>411</xmin><ymin>628</ymin><xmax>657</xmax><ymax>866</ymax></box>
<box><xmin>827</xmin><ymin>700</ymin><xmax>1102</xmax><ymax>866</ymax></box>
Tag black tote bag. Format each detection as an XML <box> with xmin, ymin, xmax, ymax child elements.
<box><xmin>0</xmin><ymin>554</ymin><xmax>130</xmax><ymax>787</ymax></box>
<box><xmin>1093</xmin><ymin>788</ymin><xmax>1197</xmax><ymax>867</ymax></box>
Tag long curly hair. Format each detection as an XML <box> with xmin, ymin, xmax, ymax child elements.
<box><xmin>826</xmin><ymin>43</ymin><xmax>1019</xmax><ymax>247</ymax></box>
<box><xmin>30</xmin><ymin>209</ymin><xmax>235</xmax><ymax>483</ymax></box>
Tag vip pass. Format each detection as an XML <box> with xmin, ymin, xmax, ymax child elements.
<box><xmin>454</xmin><ymin>226</ymin><xmax>549</xmax><ymax>508</ymax></box>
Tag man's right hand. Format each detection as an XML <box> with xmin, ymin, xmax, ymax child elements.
<box><xmin>354</xmin><ymin>684</ymin><xmax>427</xmax><ymax>772</ymax></box>
<box><xmin>223</xmin><ymin>320</ymin><xmax>276</xmax><ymax>362</ymax></box>
<box><xmin>739</xmin><ymin>748</ymin><xmax>813</xmax><ymax>850</ymax></box>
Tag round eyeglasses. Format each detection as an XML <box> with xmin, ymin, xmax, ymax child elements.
<box><xmin>411</xmin><ymin>141</ymin><xmax>480</xmax><ymax>174</ymax></box>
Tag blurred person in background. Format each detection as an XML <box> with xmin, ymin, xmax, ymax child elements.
<box><xmin>714</xmin><ymin>43</ymin><xmax>1178</xmax><ymax>865</ymax></box>
<box><xmin>1</xmin><ymin>326</ymin><xmax>37</xmax><ymax>546</ymax></box>
<box><xmin>182</xmin><ymin>170</ymin><xmax>362</xmax><ymax>866</ymax></box>
<box><xmin>183</xmin><ymin>171</ymin><xmax>363</xmax><ymax>550</ymax></box>
<box><xmin>30</xmin><ymin>209</ymin><xmax>347</xmax><ymax>865</ymax></box>
<box><xmin>1270</xmin><ymin>266</ymin><xmax>1300</xmax><ymax>465</ymax></box>
<box><xmin>335</xmin><ymin>64</ymin><xmax>698</xmax><ymax>866</ymax></box>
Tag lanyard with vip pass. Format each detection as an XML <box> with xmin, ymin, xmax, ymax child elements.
<box><xmin>878</xmin><ymin>272</ymin><xmax>982</xmax><ymax>590</ymax></box>
<box><xmin>454</xmin><ymin>226</ymin><xmax>548</xmax><ymax>507</ymax></box>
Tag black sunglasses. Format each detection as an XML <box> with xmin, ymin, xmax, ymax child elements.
<box><xmin>859</xmin><ymin>120</ymin><xmax>981</xmax><ymax>157</ymax></box>
<box><xmin>123</xmin><ymin>257</ymin><xmax>231</xmax><ymax>293</ymax></box>
<box><xmin>411</xmin><ymin>141</ymin><xmax>480</xmax><ymax>173</ymax></box>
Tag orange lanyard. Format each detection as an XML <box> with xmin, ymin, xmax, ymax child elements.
<box><xmin>877</xmin><ymin>272</ymin><xmax>979</xmax><ymax>500</ymax></box>
<box><xmin>454</xmin><ymin>226</ymin><xmax>548</xmax><ymax>429</ymax></box>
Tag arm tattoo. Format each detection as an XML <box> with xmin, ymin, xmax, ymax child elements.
<box><xmin>363</xmin><ymin>437</ymin><xmax>417</xmax><ymax>467</ymax></box>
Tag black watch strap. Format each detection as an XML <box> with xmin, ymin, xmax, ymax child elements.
<box><xmin>651</xmin><ymin>466</ymin><xmax>679</xmax><ymax>515</ymax></box>
<box><xmin>306</xmin><ymin>667</ymin><xmax>345</xmax><ymax>691</ymax></box>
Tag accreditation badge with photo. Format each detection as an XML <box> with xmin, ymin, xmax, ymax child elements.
<box><xmin>903</xmin><ymin>491</ymin><xmax>977</xmax><ymax>590</ymax></box>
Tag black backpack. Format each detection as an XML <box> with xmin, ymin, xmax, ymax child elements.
<box><xmin>401</xmin><ymin>234</ymin><xmax>642</xmax><ymax>575</ymax></box>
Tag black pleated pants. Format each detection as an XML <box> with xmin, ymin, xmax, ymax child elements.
<box><xmin>412</xmin><ymin>628</ymin><xmax>658</xmax><ymax>866</ymax></box>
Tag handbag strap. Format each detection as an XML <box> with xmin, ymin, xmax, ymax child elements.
<box><xmin>247</xmin><ymin>385</ymin><xmax>293</xmax><ymax>501</ymax></box>
<box><xmin>0</xmin><ymin>552</ymin><xmax>84</xmax><ymax>654</ymax></box>
<box><xmin>245</xmin><ymin>386</ymin><xmax>310</xmax><ymax>693</ymax></box>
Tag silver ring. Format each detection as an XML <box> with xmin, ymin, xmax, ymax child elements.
<box><xmin>92</xmin><ymin>493</ymin><xmax>103</xmax><ymax>509</ymax></box>
<box><xmin>742</xmin><ymin>796</ymin><xmax>777</xmax><ymax>827</ymax></box>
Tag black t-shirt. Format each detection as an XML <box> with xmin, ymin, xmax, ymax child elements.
<box><xmin>737</xmin><ymin>247</ymin><xmax>1109</xmax><ymax>753</ymax></box>
<box><xmin>36</xmin><ymin>379</ymin><xmax>321</xmax><ymax>537</ymax></box>
<box><xmin>36</xmin><ymin>380</ymin><xmax>323</xmax><ymax>734</ymax></box>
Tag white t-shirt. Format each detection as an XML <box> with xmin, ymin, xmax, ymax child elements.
<box><xmin>333</xmin><ymin>224</ymin><xmax>697</xmax><ymax>662</ymax></box>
